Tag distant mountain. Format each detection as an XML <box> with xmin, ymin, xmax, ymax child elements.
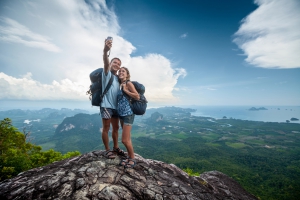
<box><xmin>0</xmin><ymin>108</ymin><xmax>90</xmax><ymax>147</ymax></box>
<box><xmin>52</xmin><ymin>113</ymin><xmax>103</xmax><ymax>153</ymax></box>
<box><xmin>248</xmin><ymin>107</ymin><xmax>268</xmax><ymax>111</ymax></box>
<box><xmin>145</xmin><ymin>106</ymin><xmax>196</xmax><ymax>117</ymax></box>
<box><xmin>290</xmin><ymin>117</ymin><xmax>299</xmax><ymax>121</ymax></box>
<box><xmin>55</xmin><ymin>113</ymin><xmax>101</xmax><ymax>134</ymax></box>
<box><xmin>51</xmin><ymin>107</ymin><xmax>197</xmax><ymax>153</ymax></box>
<box><xmin>0</xmin><ymin>107</ymin><xmax>89</xmax><ymax>118</ymax></box>
<box><xmin>148</xmin><ymin>112</ymin><xmax>163</xmax><ymax>122</ymax></box>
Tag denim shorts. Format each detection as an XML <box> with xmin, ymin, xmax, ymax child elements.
<box><xmin>100</xmin><ymin>107</ymin><xmax>119</xmax><ymax>119</ymax></box>
<box><xmin>119</xmin><ymin>114</ymin><xmax>135</xmax><ymax>126</ymax></box>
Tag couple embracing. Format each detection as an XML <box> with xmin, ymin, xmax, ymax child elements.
<box><xmin>100</xmin><ymin>38</ymin><xmax>138</xmax><ymax>168</ymax></box>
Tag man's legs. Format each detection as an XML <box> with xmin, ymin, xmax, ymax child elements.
<box><xmin>101</xmin><ymin>108</ymin><xmax>120</xmax><ymax>150</ymax></box>
<box><xmin>111</xmin><ymin>117</ymin><xmax>120</xmax><ymax>149</ymax></box>
<box><xmin>101</xmin><ymin>118</ymin><xmax>111</xmax><ymax>150</ymax></box>
<box><xmin>101</xmin><ymin>108</ymin><xmax>122</xmax><ymax>158</ymax></box>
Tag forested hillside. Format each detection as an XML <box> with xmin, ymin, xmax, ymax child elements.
<box><xmin>0</xmin><ymin>118</ymin><xmax>80</xmax><ymax>181</ymax></box>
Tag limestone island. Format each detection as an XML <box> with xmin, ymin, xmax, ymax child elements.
<box><xmin>290</xmin><ymin>117</ymin><xmax>299</xmax><ymax>121</ymax></box>
<box><xmin>248</xmin><ymin>107</ymin><xmax>268</xmax><ymax>111</ymax></box>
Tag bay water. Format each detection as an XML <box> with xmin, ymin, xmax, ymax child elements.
<box><xmin>190</xmin><ymin>106</ymin><xmax>300</xmax><ymax>124</ymax></box>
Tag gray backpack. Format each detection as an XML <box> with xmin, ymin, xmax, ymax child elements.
<box><xmin>86</xmin><ymin>68</ymin><xmax>113</xmax><ymax>107</ymax></box>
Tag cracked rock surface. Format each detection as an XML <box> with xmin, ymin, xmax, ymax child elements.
<box><xmin>0</xmin><ymin>150</ymin><xmax>258</xmax><ymax>200</ymax></box>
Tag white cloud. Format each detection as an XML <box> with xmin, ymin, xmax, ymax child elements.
<box><xmin>127</xmin><ymin>54</ymin><xmax>186</xmax><ymax>102</ymax></box>
<box><xmin>0</xmin><ymin>54</ymin><xmax>187</xmax><ymax>102</ymax></box>
<box><xmin>233</xmin><ymin>0</ymin><xmax>300</xmax><ymax>69</ymax></box>
<box><xmin>0</xmin><ymin>0</ymin><xmax>186</xmax><ymax>103</ymax></box>
<box><xmin>206</xmin><ymin>87</ymin><xmax>217</xmax><ymax>91</ymax></box>
<box><xmin>0</xmin><ymin>72</ymin><xmax>86</xmax><ymax>100</ymax></box>
<box><xmin>256</xmin><ymin>76</ymin><xmax>267</xmax><ymax>79</ymax></box>
<box><xmin>180</xmin><ymin>33</ymin><xmax>188</xmax><ymax>39</ymax></box>
<box><xmin>0</xmin><ymin>17</ymin><xmax>61</xmax><ymax>52</ymax></box>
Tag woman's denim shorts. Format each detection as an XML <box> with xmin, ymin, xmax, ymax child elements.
<box><xmin>119</xmin><ymin>114</ymin><xmax>135</xmax><ymax>126</ymax></box>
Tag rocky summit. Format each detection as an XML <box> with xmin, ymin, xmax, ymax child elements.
<box><xmin>0</xmin><ymin>151</ymin><xmax>258</xmax><ymax>200</ymax></box>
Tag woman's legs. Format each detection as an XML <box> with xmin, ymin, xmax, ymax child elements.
<box><xmin>121</xmin><ymin>123</ymin><xmax>135</xmax><ymax>160</ymax></box>
<box><xmin>119</xmin><ymin>114</ymin><xmax>136</xmax><ymax>167</ymax></box>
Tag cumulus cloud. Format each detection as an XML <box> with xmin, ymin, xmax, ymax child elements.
<box><xmin>0</xmin><ymin>0</ymin><xmax>186</xmax><ymax>103</ymax></box>
<box><xmin>0</xmin><ymin>72</ymin><xmax>86</xmax><ymax>100</ymax></box>
<box><xmin>127</xmin><ymin>54</ymin><xmax>187</xmax><ymax>102</ymax></box>
<box><xmin>0</xmin><ymin>54</ymin><xmax>187</xmax><ymax>102</ymax></box>
<box><xmin>233</xmin><ymin>0</ymin><xmax>300</xmax><ymax>69</ymax></box>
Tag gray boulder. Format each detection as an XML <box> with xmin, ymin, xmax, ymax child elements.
<box><xmin>0</xmin><ymin>150</ymin><xmax>257</xmax><ymax>200</ymax></box>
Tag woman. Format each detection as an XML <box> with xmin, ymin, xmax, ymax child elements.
<box><xmin>117</xmin><ymin>67</ymin><xmax>139</xmax><ymax>168</ymax></box>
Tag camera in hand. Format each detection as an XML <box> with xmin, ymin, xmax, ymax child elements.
<box><xmin>106</xmin><ymin>36</ymin><xmax>113</xmax><ymax>57</ymax></box>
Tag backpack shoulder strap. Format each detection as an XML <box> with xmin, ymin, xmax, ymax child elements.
<box><xmin>100</xmin><ymin>73</ymin><xmax>114</xmax><ymax>102</ymax></box>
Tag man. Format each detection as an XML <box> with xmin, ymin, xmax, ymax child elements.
<box><xmin>101</xmin><ymin>38</ymin><xmax>125</xmax><ymax>159</ymax></box>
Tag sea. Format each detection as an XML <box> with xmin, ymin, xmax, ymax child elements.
<box><xmin>189</xmin><ymin>106</ymin><xmax>300</xmax><ymax>124</ymax></box>
<box><xmin>0</xmin><ymin>100</ymin><xmax>299</xmax><ymax>124</ymax></box>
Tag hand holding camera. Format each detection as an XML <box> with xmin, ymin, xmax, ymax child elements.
<box><xmin>104</xmin><ymin>36</ymin><xmax>113</xmax><ymax>56</ymax></box>
<box><xmin>106</xmin><ymin>36</ymin><xmax>113</xmax><ymax>41</ymax></box>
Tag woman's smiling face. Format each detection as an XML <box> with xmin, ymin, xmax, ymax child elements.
<box><xmin>118</xmin><ymin>67</ymin><xmax>128</xmax><ymax>80</ymax></box>
<box><xmin>118</xmin><ymin>67</ymin><xmax>131</xmax><ymax>82</ymax></box>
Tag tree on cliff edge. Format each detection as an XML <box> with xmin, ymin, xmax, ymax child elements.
<box><xmin>0</xmin><ymin>118</ymin><xmax>80</xmax><ymax>181</ymax></box>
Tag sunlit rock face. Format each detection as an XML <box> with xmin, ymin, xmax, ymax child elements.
<box><xmin>0</xmin><ymin>151</ymin><xmax>258</xmax><ymax>200</ymax></box>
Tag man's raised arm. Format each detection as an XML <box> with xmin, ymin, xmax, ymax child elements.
<box><xmin>103</xmin><ymin>39</ymin><xmax>112</xmax><ymax>74</ymax></box>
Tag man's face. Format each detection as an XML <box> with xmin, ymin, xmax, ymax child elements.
<box><xmin>110</xmin><ymin>59</ymin><xmax>121</xmax><ymax>74</ymax></box>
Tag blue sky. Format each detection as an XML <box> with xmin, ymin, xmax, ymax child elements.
<box><xmin>0</xmin><ymin>0</ymin><xmax>299</xmax><ymax>111</ymax></box>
